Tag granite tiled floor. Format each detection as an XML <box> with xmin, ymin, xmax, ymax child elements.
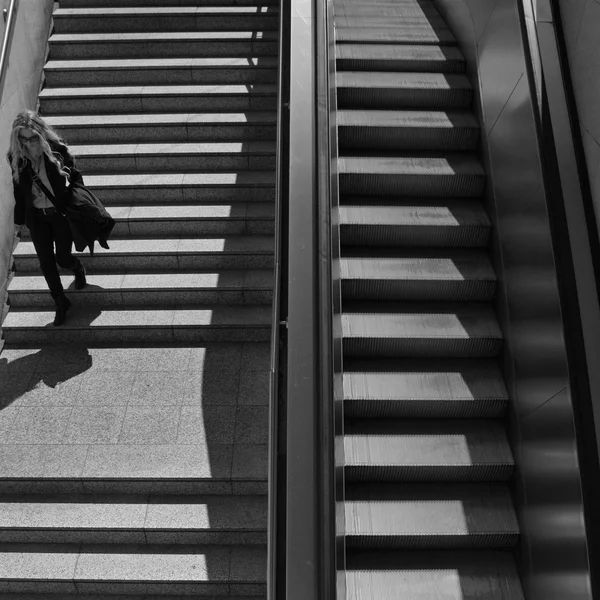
<box><xmin>0</xmin><ymin>342</ymin><xmax>269</xmax><ymax>485</ymax></box>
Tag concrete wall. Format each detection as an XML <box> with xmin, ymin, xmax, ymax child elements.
<box><xmin>0</xmin><ymin>0</ymin><xmax>53</xmax><ymax>313</ymax></box>
<box><xmin>557</xmin><ymin>0</ymin><xmax>600</xmax><ymax>236</ymax></box>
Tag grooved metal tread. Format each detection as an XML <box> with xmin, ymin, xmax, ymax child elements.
<box><xmin>334</xmin><ymin>5</ymin><xmax>441</xmax><ymax>17</ymax></box>
<box><xmin>343</xmin><ymin>359</ymin><xmax>508</xmax><ymax>402</ymax></box>
<box><xmin>336</xmin><ymin>43</ymin><xmax>464</xmax><ymax>63</ymax></box>
<box><xmin>345</xmin><ymin>550</ymin><xmax>524</xmax><ymax>600</ymax></box>
<box><xmin>335</xmin><ymin>26</ymin><xmax>456</xmax><ymax>45</ymax></box>
<box><xmin>338</xmin><ymin>154</ymin><xmax>484</xmax><ymax>176</ymax></box>
<box><xmin>340</xmin><ymin>253</ymin><xmax>496</xmax><ymax>282</ymax></box>
<box><xmin>338</xmin><ymin>109</ymin><xmax>478</xmax><ymax>129</ymax></box>
<box><xmin>61</xmin><ymin>0</ymin><xmax>279</xmax><ymax>5</ymax></box>
<box><xmin>344</xmin><ymin>419</ymin><xmax>514</xmax><ymax>478</ymax></box>
<box><xmin>339</xmin><ymin>202</ymin><xmax>489</xmax><ymax>227</ymax></box>
<box><xmin>335</xmin><ymin>16</ymin><xmax>448</xmax><ymax>28</ymax></box>
<box><xmin>338</xmin><ymin>71</ymin><xmax>470</xmax><ymax>91</ymax></box>
<box><xmin>342</xmin><ymin>302</ymin><xmax>502</xmax><ymax>339</ymax></box>
<box><xmin>345</xmin><ymin>482</ymin><xmax>518</xmax><ymax>547</ymax></box>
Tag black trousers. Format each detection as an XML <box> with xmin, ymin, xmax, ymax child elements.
<box><xmin>29</xmin><ymin>209</ymin><xmax>82</xmax><ymax>298</ymax></box>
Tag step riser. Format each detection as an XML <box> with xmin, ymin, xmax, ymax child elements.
<box><xmin>0</xmin><ymin>581</ymin><xmax>266</xmax><ymax>596</ymax></box>
<box><xmin>337</xmin><ymin>88</ymin><xmax>472</xmax><ymax>110</ymax></box>
<box><xmin>8</xmin><ymin>289</ymin><xmax>272</xmax><ymax>308</ymax></box>
<box><xmin>45</xmin><ymin>66</ymin><xmax>278</xmax><ymax>87</ymax></box>
<box><xmin>2</xmin><ymin>326</ymin><xmax>271</xmax><ymax>346</ymax></box>
<box><xmin>344</xmin><ymin>399</ymin><xmax>507</xmax><ymax>419</ymax></box>
<box><xmin>339</xmin><ymin>174</ymin><xmax>485</xmax><ymax>198</ymax></box>
<box><xmin>0</xmin><ymin>530</ymin><xmax>267</xmax><ymax>545</ymax></box>
<box><xmin>13</xmin><ymin>254</ymin><xmax>274</xmax><ymax>272</ymax></box>
<box><xmin>61</xmin><ymin>0</ymin><xmax>279</xmax><ymax>6</ymax></box>
<box><xmin>54</xmin><ymin>16</ymin><xmax>279</xmax><ymax>35</ymax></box>
<box><xmin>341</xmin><ymin>280</ymin><xmax>496</xmax><ymax>302</ymax></box>
<box><xmin>339</xmin><ymin>127</ymin><xmax>479</xmax><ymax>151</ymax></box>
<box><xmin>49</xmin><ymin>40</ymin><xmax>278</xmax><ymax>60</ymax></box>
<box><xmin>335</xmin><ymin>29</ymin><xmax>456</xmax><ymax>45</ymax></box>
<box><xmin>340</xmin><ymin>225</ymin><xmax>490</xmax><ymax>247</ymax></box>
<box><xmin>40</xmin><ymin>95</ymin><xmax>277</xmax><ymax>115</ymax></box>
<box><xmin>344</xmin><ymin>464</ymin><xmax>513</xmax><ymax>482</ymax></box>
<box><xmin>343</xmin><ymin>338</ymin><xmax>502</xmax><ymax>358</ymax></box>
<box><xmin>89</xmin><ymin>186</ymin><xmax>276</xmax><ymax>205</ymax></box>
<box><xmin>337</xmin><ymin>57</ymin><xmax>464</xmax><ymax>73</ymax></box>
<box><xmin>74</xmin><ymin>154</ymin><xmax>275</xmax><ymax>174</ymax></box>
<box><xmin>55</xmin><ymin>124</ymin><xmax>277</xmax><ymax>144</ymax></box>
<box><xmin>346</xmin><ymin>534</ymin><xmax>518</xmax><ymax>550</ymax></box>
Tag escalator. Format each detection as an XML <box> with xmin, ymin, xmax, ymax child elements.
<box><xmin>333</xmin><ymin>0</ymin><xmax>523</xmax><ymax>596</ymax></box>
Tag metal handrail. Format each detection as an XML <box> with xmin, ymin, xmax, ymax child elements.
<box><xmin>0</xmin><ymin>0</ymin><xmax>17</xmax><ymax>94</ymax></box>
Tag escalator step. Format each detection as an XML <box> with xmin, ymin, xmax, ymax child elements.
<box><xmin>337</xmin><ymin>72</ymin><xmax>472</xmax><ymax>109</ymax></box>
<box><xmin>336</xmin><ymin>44</ymin><xmax>465</xmax><ymax>73</ymax></box>
<box><xmin>338</xmin><ymin>154</ymin><xmax>484</xmax><ymax>197</ymax></box>
<box><xmin>343</xmin><ymin>358</ymin><xmax>508</xmax><ymax>418</ymax></box>
<box><xmin>344</xmin><ymin>419</ymin><xmax>514</xmax><ymax>481</ymax></box>
<box><xmin>333</xmin><ymin>4</ymin><xmax>441</xmax><ymax>18</ymax></box>
<box><xmin>342</xmin><ymin>302</ymin><xmax>502</xmax><ymax>357</ymax></box>
<box><xmin>345</xmin><ymin>482</ymin><xmax>518</xmax><ymax>548</ymax></box>
<box><xmin>340</xmin><ymin>251</ymin><xmax>496</xmax><ymax>301</ymax></box>
<box><xmin>339</xmin><ymin>201</ymin><xmax>490</xmax><ymax>247</ymax></box>
<box><xmin>345</xmin><ymin>550</ymin><xmax>524</xmax><ymax>600</ymax></box>
<box><xmin>335</xmin><ymin>25</ymin><xmax>456</xmax><ymax>45</ymax></box>
<box><xmin>338</xmin><ymin>110</ymin><xmax>479</xmax><ymax>151</ymax></box>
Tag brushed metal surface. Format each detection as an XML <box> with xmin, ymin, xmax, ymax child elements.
<box><xmin>432</xmin><ymin>0</ymin><xmax>593</xmax><ymax>597</ymax></box>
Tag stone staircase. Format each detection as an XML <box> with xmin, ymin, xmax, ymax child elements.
<box><xmin>0</xmin><ymin>0</ymin><xmax>277</xmax><ymax>595</ymax></box>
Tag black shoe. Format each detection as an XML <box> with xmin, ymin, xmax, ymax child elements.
<box><xmin>53</xmin><ymin>295</ymin><xmax>71</xmax><ymax>327</ymax></box>
<box><xmin>73</xmin><ymin>263</ymin><xmax>87</xmax><ymax>290</ymax></box>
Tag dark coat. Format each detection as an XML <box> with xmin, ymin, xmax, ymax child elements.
<box><xmin>9</xmin><ymin>142</ymin><xmax>115</xmax><ymax>255</ymax></box>
<box><xmin>10</xmin><ymin>141</ymin><xmax>83</xmax><ymax>230</ymax></box>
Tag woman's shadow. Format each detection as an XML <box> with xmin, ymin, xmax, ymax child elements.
<box><xmin>0</xmin><ymin>344</ymin><xmax>93</xmax><ymax>409</ymax></box>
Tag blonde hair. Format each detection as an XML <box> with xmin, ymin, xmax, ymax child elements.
<box><xmin>8</xmin><ymin>110</ymin><xmax>71</xmax><ymax>183</ymax></box>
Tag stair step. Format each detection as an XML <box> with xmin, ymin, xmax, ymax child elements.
<box><xmin>39</xmin><ymin>84</ymin><xmax>277</xmax><ymax>114</ymax></box>
<box><xmin>82</xmin><ymin>172</ymin><xmax>276</xmax><ymax>205</ymax></box>
<box><xmin>340</xmin><ymin>251</ymin><xmax>496</xmax><ymax>301</ymax></box>
<box><xmin>47</xmin><ymin>113</ymin><xmax>276</xmax><ymax>144</ymax></box>
<box><xmin>0</xmin><ymin>437</ymin><xmax>268</xmax><ymax>495</ymax></box>
<box><xmin>339</xmin><ymin>201</ymin><xmax>490</xmax><ymax>247</ymax></box>
<box><xmin>53</xmin><ymin>7</ymin><xmax>279</xmax><ymax>34</ymax></box>
<box><xmin>61</xmin><ymin>0</ymin><xmax>279</xmax><ymax>6</ymax></box>
<box><xmin>336</xmin><ymin>44</ymin><xmax>465</xmax><ymax>72</ymax></box>
<box><xmin>341</xmin><ymin>302</ymin><xmax>503</xmax><ymax>357</ymax></box>
<box><xmin>18</xmin><ymin>203</ymin><xmax>274</xmax><ymax>237</ymax></box>
<box><xmin>1</xmin><ymin>305</ymin><xmax>271</xmax><ymax>345</ymax></box>
<box><xmin>334</xmin><ymin>4</ymin><xmax>441</xmax><ymax>18</ymax></box>
<box><xmin>338</xmin><ymin>110</ymin><xmax>479</xmax><ymax>151</ymax></box>
<box><xmin>338</xmin><ymin>154</ymin><xmax>485</xmax><ymax>197</ymax></box>
<box><xmin>345</xmin><ymin>483</ymin><xmax>518</xmax><ymax>548</ymax></box>
<box><xmin>344</xmin><ymin>420</ymin><xmax>514</xmax><ymax>481</ymax></box>
<box><xmin>8</xmin><ymin>270</ymin><xmax>273</xmax><ymax>307</ymax></box>
<box><xmin>49</xmin><ymin>31</ymin><xmax>279</xmax><ymax>60</ymax></box>
<box><xmin>68</xmin><ymin>142</ymin><xmax>275</xmax><ymax>174</ymax></box>
<box><xmin>0</xmin><ymin>544</ymin><xmax>265</xmax><ymax>595</ymax></box>
<box><xmin>343</xmin><ymin>358</ymin><xmax>508</xmax><ymax>418</ymax></box>
<box><xmin>336</xmin><ymin>72</ymin><xmax>472</xmax><ymax>109</ymax></box>
<box><xmin>0</xmin><ymin>495</ymin><xmax>266</xmax><ymax>545</ymax></box>
<box><xmin>335</xmin><ymin>25</ymin><xmax>456</xmax><ymax>45</ymax></box>
<box><xmin>45</xmin><ymin>58</ymin><xmax>278</xmax><ymax>86</ymax></box>
<box><xmin>12</xmin><ymin>237</ymin><xmax>274</xmax><ymax>272</ymax></box>
<box><xmin>345</xmin><ymin>550</ymin><xmax>524</xmax><ymax>600</ymax></box>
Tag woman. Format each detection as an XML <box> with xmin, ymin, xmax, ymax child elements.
<box><xmin>8</xmin><ymin>110</ymin><xmax>86</xmax><ymax>327</ymax></box>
